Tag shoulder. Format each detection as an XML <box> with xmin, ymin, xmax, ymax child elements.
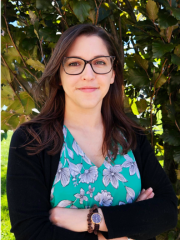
<box><xmin>131</xmin><ymin>127</ymin><xmax>151</xmax><ymax>152</ymax></box>
<box><xmin>10</xmin><ymin>123</ymin><xmax>41</xmax><ymax>148</ymax></box>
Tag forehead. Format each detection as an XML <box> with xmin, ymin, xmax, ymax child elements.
<box><xmin>65</xmin><ymin>35</ymin><xmax>109</xmax><ymax>58</ymax></box>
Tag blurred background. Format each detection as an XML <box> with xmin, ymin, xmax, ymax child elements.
<box><xmin>1</xmin><ymin>0</ymin><xmax>180</xmax><ymax>239</ymax></box>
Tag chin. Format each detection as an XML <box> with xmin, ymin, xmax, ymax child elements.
<box><xmin>78</xmin><ymin>100</ymin><xmax>102</xmax><ymax>109</ymax></box>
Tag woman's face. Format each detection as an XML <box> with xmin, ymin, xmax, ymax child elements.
<box><xmin>60</xmin><ymin>35</ymin><xmax>115</xmax><ymax>110</ymax></box>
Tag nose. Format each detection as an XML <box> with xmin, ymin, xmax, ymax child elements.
<box><xmin>81</xmin><ymin>62</ymin><xmax>95</xmax><ymax>80</ymax></box>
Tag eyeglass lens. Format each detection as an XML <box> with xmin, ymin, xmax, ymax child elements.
<box><xmin>63</xmin><ymin>57</ymin><xmax>114</xmax><ymax>74</ymax></box>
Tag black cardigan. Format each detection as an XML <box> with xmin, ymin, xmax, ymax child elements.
<box><xmin>7</xmin><ymin>126</ymin><xmax>178</xmax><ymax>240</ymax></box>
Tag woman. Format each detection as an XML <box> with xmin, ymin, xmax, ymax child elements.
<box><xmin>7</xmin><ymin>24</ymin><xmax>178</xmax><ymax>240</ymax></box>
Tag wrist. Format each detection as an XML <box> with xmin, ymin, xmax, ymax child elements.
<box><xmin>98</xmin><ymin>208</ymin><xmax>108</xmax><ymax>232</ymax></box>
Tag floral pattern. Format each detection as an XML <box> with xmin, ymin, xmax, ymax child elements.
<box><xmin>122</xmin><ymin>154</ymin><xmax>140</xmax><ymax>178</ymax></box>
<box><xmin>103</xmin><ymin>165</ymin><xmax>127</xmax><ymax>189</ymax></box>
<box><xmin>50</xmin><ymin>125</ymin><xmax>141</xmax><ymax>209</ymax></box>
<box><xmin>94</xmin><ymin>190</ymin><xmax>113</xmax><ymax>206</ymax></box>
<box><xmin>74</xmin><ymin>188</ymin><xmax>88</xmax><ymax>204</ymax></box>
<box><xmin>79</xmin><ymin>166</ymin><xmax>98</xmax><ymax>184</ymax></box>
<box><xmin>86</xmin><ymin>185</ymin><xmax>95</xmax><ymax>198</ymax></box>
<box><xmin>54</xmin><ymin>162</ymin><xmax>70</xmax><ymax>187</ymax></box>
<box><xmin>125</xmin><ymin>186</ymin><xmax>135</xmax><ymax>203</ymax></box>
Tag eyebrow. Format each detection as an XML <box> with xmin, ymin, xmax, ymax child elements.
<box><xmin>66</xmin><ymin>55</ymin><xmax>109</xmax><ymax>58</ymax></box>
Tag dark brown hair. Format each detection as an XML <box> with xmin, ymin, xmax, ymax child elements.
<box><xmin>20</xmin><ymin>23</ymin><xmax>143</xmax><ymax>159</ymax></box>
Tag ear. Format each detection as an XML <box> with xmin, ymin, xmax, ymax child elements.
<box><xmin>110</xmin><ymin>70</ymin><xmax>115</xmax><ymax>84</ymax></box>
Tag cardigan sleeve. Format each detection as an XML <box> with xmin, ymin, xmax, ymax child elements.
<box><xmin>99</xmin><ymin>131</ymin><xmax>178</xmax><ymax>240</ymax></box>
<box><xmin>6</xmin><ymin>127</ymin><xmax>98</xmax><ymax>240</ymax></box>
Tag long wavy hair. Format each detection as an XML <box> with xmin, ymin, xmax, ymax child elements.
<box><xmin>20</xmin><ymin>23</ymin><xmax>143</xmax><ymax>159</ymax></box>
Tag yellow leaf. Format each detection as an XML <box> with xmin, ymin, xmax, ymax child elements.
<box><xmin>131</xmin><ymin>101</ymin><xmax>139</xmax><ymax>115</ymax></box>
<box><xmin>155</xmin><ymin>74</ymin><xmax>167</xmax><ymax>88</ymax></box>
<box><xmin>175</xmin><ymin>170</ymin><xmax>180</xmax><ymax>180</ymax></box>
<box><xmin>88</xmin><ymin>9</ymin><xmax>95</xmax><ymax>24</ymax></box>
<box><xmin>146</xmin><ymin>0</ymin><xmax>158</xmax><ymax>21</ymax></box>
<box><xmin>174</xmin><ymin>44</ymin><xmax>180</xmax><ymax>57</ymax></box>
<box><xmin>1</xmin><ymin>65</ymin><xmax>11</xmax><ymax>84</ymax></box>
<box><xmin>34</xmin><ymin>29</ymin><xmax>39</xmax><ymax>39</ymax></box>
<box><xmin>28</xmin><ymin>10</ymin><xmax>37</xmax><ymax>24</ymax></box>
<box><xmin>26</xmin><ymin>58</ymin><xmax>45</xmax><ymax>72</ymax></box>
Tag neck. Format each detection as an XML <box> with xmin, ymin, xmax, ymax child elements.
<box><xmin>64</xmin><ymin>102</ymin><xmax>103</xmax><ymax>131</ymax></box>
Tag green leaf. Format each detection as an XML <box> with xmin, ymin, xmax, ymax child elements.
<box><xmin>26</xmin><ymin>58</ymin><xmax>45</xmax><ymax>72</ymax></box>
<box><xmin>155</xmin><ymin>74</ymin><xmax>167</xmax><ymax>88</ymax></box>
<box><xmin>1</xmin><ymin>65</ymin><xmax>11</xmax><ymax>84</ymax></box>
<box><xmin>7</xmin><ymin>98</ymin><xmax>24</xmax><ymax>114</ymax></box>
<box><xmin>170</xmin><ymin>73</ymin><xmax>180</xmax><ymax>85</ymax></box>
<box><xmin>174</xmin><ymin>44</ymin><xmax>180</xmax><ymax>57</ymax></box>
<box><xmin>1</xmin><ymin>34</ymin><xmax>12</xmax><ymax>51</ymax></box>
<box><xmin>127</xmin><ymin>69</ymin><xmax>149</xmax><ymax>87</ymax></box>
<box><xmin>152</xmin><ymin>42</ymin><xmax>174</xmax><ymax>58</ymax></box>
<box><xmin>146</xmin><ymin>0</ymin><xmax>159</xmax><ymax>21</ymax></box>
<box><xmin>162</xmin><ymin>129</ymin><xmax>180</xmax><ymax>146</ymax></box>
<box><xmin>1</xmin><ymin>132</ymin><xmax>7</xmax><ymax>141</ymax></box>
<box><xmin>1</xmin><ymin>111</ymin><xmax>13</xmax><ymax>124</ymax></box>
<box><xmin>72</xmin><ymin>1</ymin><xmax>92</xmax><ymax>23</ymax></box>
<box><xmin>19</xmin><ymin>38</ymin><xmax>37</xmax><ymax>51</ymax></box>
<box><xmin>170</xmin><ymin>7</ymin><xmax>180</xmax><ymax>20</ymax></box>
<box><xmin>7</xmin><ymin>114</ymin><xmax>20</xmax><ymax>129</ymax></box>
<box><xmin>136</xmin><ymin>99</ymin><xmax>148</xmax><ymax>113</ymax></box>
<box><xmin>125</xmin><ymin>57</ymin><xmax>135</xmax><ymax>69</ymax></box>
<box><xmin>158</xmin><ymin>10</ymin><xmax>178</xmax><ymax>29</ymax></box>
<box><xmin>38</xmin><ymin>27</ymin><xmax>59</xmax><ymax>42</ymax></box>
<box><xmin>1</xmin><ymin>111</ymin><xmax>13</xmax><ymax>132</ymax></box>
<box><xmin>1</xmin><ymin>85</ymin><xmax>14</xmax><ymax>107</ymax></box>
<box><xmin>134</xmin><ymin>54</ymin><xmax>149</xmax><ymax>70</ymax></box>
<box><xmin>3</xmin><ymin>47</ymin><xmax>22</xmax><ymax>68</ymax></box>
<box><xmin>171</xmin><ymin>54</ymin><xmax>180</xmax><ymax>70</ymax></box>
<box><xmin>165</xmin><ymin>104</ymin><xmax>175</xmax><ymax>121</ymax></box>
<box><xmin>36</xmin><ymin>0</ymin><xmax>52</xmax><ymax>10</ymax></box>
<box><xmin>174</xmin><ymin>150</ymin><xmax>180</xmax><ymax>164</ymax></box>
<box><xmin>19</xmin><ymin>92</ymin><xmax>35</xmax><ymax>114</ymax></box>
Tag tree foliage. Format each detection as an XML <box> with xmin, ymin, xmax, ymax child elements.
<box><xmin>1</xmin><ymin>0</ymin><xmax>180</xmax><ymax>237</ymax></box>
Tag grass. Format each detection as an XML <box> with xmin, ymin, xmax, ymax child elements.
<box><xmin>1</xmin><ymin>131</ymin><xmax>15</xmax><ymax>240</ymax></box>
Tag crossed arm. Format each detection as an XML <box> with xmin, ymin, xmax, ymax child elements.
<box><xmin>49</xmin><ymin>188</ymin><xmax>155</xmax><ymax>240</ymax></box>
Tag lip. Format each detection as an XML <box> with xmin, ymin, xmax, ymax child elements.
<box><xmin>78</xmin><ymin>87</ymin><xmax>99</xmax><ymax>93</ymax></box>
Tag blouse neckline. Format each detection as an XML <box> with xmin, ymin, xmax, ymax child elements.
<box><xmin>63</xmin><ymin>125</ymin><xmax>108</xmax><ymax>170</ymax></box>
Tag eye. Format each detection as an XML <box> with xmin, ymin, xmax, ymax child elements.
<box><xmin>69</xmin><ymin>62</ymin><xmax>80</xmax><ymax>66</ymax></box>
<box><xmin>95</xmin><ymin>60</ymin><xmax>106</xmax><ymax>65</ymax></box>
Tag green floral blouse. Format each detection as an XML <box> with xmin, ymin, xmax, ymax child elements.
<box><xmin>50</xmin><ymin>125</ymin><xmax>141</xmax><ymax>209</ymax></box>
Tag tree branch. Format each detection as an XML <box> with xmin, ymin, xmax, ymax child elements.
<box><xmin>39</xmin><ymin>37</ymin><xmax>47</xmax><ymax>66</ymax></box>
<box><xmin>95</xmin><ymin>0</ymin><xmax>103</xmax><ymax>25</ymax></box>
<box><xmin>3</xmin><ymin>14</ymin><xmax>39</xmax><ymax>82</ymax></box>
<box><xmin>153</xmin><ymin>59</ymin><xmax>168</xmax><ymax>95</ymax></box>
<box><xmin>53</xmin><ymin>0</ymin><xmax>69</xmax><ymax>28</ymax></box>
<box><xmin>117</xmin><ymin>0</ymin><xmax>136</xmax><ymax>23</ymax></box>
<box><xmin>1</xmin><ymin>54</ymin><xmax>37</xmax><ymax>105</ymax></box>
<box><xmin>118</xmin><ymin>16</ymin><xmax>124</xmax><ymax>67</ymax></box>
<box><xmin>1</xmin><ymin>60</ymin><xmax>24</xmax><ymax>109</ymax></box>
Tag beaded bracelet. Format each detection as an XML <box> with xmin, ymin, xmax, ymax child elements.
<box><xmin>87</xmin><ymin>204</ymin><xmax>98</xmax><ymax>233</ymax></box>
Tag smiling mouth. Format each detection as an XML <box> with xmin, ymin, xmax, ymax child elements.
<box><xmin>78</xmin><ymin>87</ymin><xmax>99</xmax><ymax>92</ymax></box>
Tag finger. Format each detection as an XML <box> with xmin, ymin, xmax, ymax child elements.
<box><xmin>136</xmin><ymin>188</ymin><xmax>153</xmax><ymax>201</ymax></box>
<box><xmin>147</xmin><ymin>192</ymin><xmax>155</xmax><ymax>199</ymax></box>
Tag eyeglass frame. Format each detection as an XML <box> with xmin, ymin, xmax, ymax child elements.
<box><xmin>62</xmin><ymin>56</ymin><xmax>116</xmax><ymax>75</ymax></box>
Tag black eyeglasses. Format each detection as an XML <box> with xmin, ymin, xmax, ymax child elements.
<box><xmin>62</xmin><ymin>56</ymin><xmax>115</xmax><ymax>75</ymax></box>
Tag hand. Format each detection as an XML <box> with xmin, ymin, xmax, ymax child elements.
<box><xmin>106</xmin><ymin>188</ymin><xmax>155</xmax><ymax>240</ymax></box>
<box><xmin>136</xmin><ymin>187</ymin><xmax>155</xmax><ymax>202</ymax></box>
<box><xmin>98</xmin><ymin>232</ymin><xmax>129</xmax><ymax>240</ymax></box>
<box><xmin>49</xmin><ymin>207</ymin><xmax>88</xmax><ymax>232</ymax></box>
